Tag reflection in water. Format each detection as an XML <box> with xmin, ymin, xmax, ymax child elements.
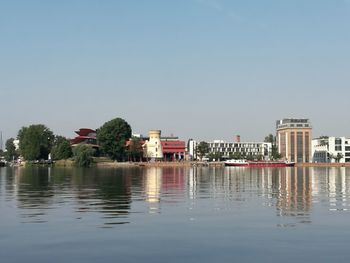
<box><xmin>311</xmin><ymin>167</ymin><xmax>350</xmax><ymax>212</ymax></box>
<box><xmin>144</xmin><ymin>167</ymin><xmax>162</xmax><ymax>213</ymax></box>
<box><xmin>1</xmin><ymin>166</ymin><xmax>350</xmax><ymax>227</ymax></box>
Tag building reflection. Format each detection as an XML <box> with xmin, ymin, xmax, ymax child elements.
<box><xmin>311</xmin><ymin>167</ymin><xmax>350</xmax><ymax>211</ymax></box>
<box><xmin>144</xmin><ymin>167</ymin><xmax>162</xmax><ymax>206</ymax></box>
<box><xmin>274</xmin><ymin>168</ymin><xmax>312</xmax><ymax>219</ymax></box>
<box><xmin>194</xmin><ymin>167</ymin><xmax>313</xmax><ymax>224</ymax></box>
<box><xmin>143</xmin><ymin>167</ymin><xmax>186</xmax><ymax>213</ymax></box>
<box><xmin>1</xmin><ymin>166</ymin><xmax>350</xmax><ymax>226</ymax></box>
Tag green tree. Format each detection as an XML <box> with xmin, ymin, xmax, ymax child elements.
<box><xmin>51</xmin><ymin>136</ymin><xmax>72</xmax><ymax>160</ymax></box>
<box><xmin>328</xmin><ymin>153</ymin><xmax>334</xmax><ymax>163</ymax></box>
<box><xmin>208</xmin><ymin>152</ymin><xmax>223</xmax><ymax>161</ymax></box>
<box><xmin>264</xmin><ymin>134</ymin><xmax>274</xmax><ymax>144</ymax></box>
<box><xmin>196</xmin><ymin>141</ymin><xmax>209</xmax><ymax>160</ymax></box>
<box><xmin>127</xmin><ymin>137</ymin><xmax>143</xmax><ymax>162</ymax></box>
<box><xmin>229</xmin><ymin>152</ymin><xmax>243</xmax><ymax>160</ymax></box>
<box><xmin>5</xmin><ymin>138</ymin><xmax>19</xmax><ymax>162</ymax></box>
<box><xmin>246</xmin><ymin>153</ymin><xmax>254</xmax><ymax>161</ymax></box>
<box><xmin>256</xmin><ymin>154</ymin><xmax>264</xmax><ymax>161</ymax></box>
<box><xmin>334</xmin><ymin>153</ymin><xmax>343</xmax><ymax>163</ymax></box>
<box><xmin>264</xmin><ymin>133</ymin><xmax>281</xmax><ymax>160</ymax></box>
<box><xmin>73</xmin><ymin>144</ymin><xmax>95</xmax><ymax>167</ymax></box>
<box><xmin>96</xmin><ymin>118</ymin><xmax>132</xmax><ymax>161</ymax></box>
<box><xmin>18</xmin><ymin>124</ymin><xmax>54</xmax><ymax>160</ymax></box>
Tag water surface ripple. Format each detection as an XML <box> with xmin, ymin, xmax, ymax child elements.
<box><xmin>1</xmin><ymin>166</ymin><xmax>350</xmax><ymax>262</ymax></box>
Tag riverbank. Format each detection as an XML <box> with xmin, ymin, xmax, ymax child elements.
<box><xmin>295</xmin><ymin>162</ymin><xmax>350</xmax><ymax>167</ymax></box>
<box><xmin>95</xmin><ymin>161</ymin><xmax>226</xmax><ymax>168</ymax></box>
<box><xmin>12</xmin><ymin>159</ymin><xmax>350</xmax><ymax>168</ymax></box>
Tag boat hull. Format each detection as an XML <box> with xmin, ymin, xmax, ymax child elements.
<box><xmin>224</xmin><ymin>161</ymin><xmax>295</xmax><ymax>167</ymax></box>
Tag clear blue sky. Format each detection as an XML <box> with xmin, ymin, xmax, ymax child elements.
<box><xmin>1</xmin><ymin>0</ymin><xmax>349</xmax><ymax>144</ymax></box>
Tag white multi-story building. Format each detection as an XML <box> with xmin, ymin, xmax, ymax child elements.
<box><xmin>187</xmin><ymin>139</ymin><xmax>198</xmax><ymax>161</ymax></box>
<box><xmin>208</xmin><ymin>140</ymin><xmax>271</xmax><ymax>160</ymax></box>
<box><xmin>188</xmin><ymin>138</ymin><xmax>272</xmax><ymax>160</ymax></box>
<box><xmin>312</xmin><ymin>137</ymin><xmax>350</xmax><ymax>163</ymax></box>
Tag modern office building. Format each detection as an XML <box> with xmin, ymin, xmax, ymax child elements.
<box><xmin>276</xmin><ymin>119</ymin><xmax>312</xmax><ymax>163</ymax></box>
<box><xmin>207</xmin><ymin>140</ymin><xmax>271</xmax><ymax>160</ymax></box>
<box><xmin>187</xmin><ymin>138</ymin><xmax>271</xmax><ymax>161</ymax></box>
<box><xmin>312</xmin><ymin>136</ymin><xmax>350</xmax><ymax>163</ymax></box>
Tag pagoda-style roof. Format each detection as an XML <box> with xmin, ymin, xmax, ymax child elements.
<box><xmin>75</xmin><ymin>128</ymin><xmax>96</xmax><ymax>137</ymax></box>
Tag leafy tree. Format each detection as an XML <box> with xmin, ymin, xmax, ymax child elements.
<box><xmin>271</xmin><ymin>147</ymin><xmax>281</xmax><ymax>160</ymax></box>
<box><xmin>264</xmin><ymin>134</ymin><xmax>274</xmax><ymax>144</ymax></box>
<box><xmin>256</xmin><ymin>154</ymin><xmax>264</xmax><ymax>161</ymax></box>
<box><xmin>246</xmin><ymin>153</ymin><xmax>255</xmax><ymax>161</ymax></box>
<box><xmin>51</xmin><ymin>136</ymin><xmax>72</xmax><ymax>160</ymax></box>
<box><xmin>229</xmin><ymin>152</ymin><xmax>243</xmax><ymax>160</ymax></box>
<box><xmin>196</xmin><ymin>141</ymin><xmax>209</xmax><ymax>160</ymax></box>
<box><xmin>73</xmin><ymin>144</ymin><xmax>95</xmax><ymax>167</ymax></box>
<box><xmin>328</xmin><ymin>153</ymin><xmax>334</xmax><ymax>163</ymax></box>
<box><xmin>18</xmin><ymin>124</ymin><xmax>54</xmax><ymax>160</ymax></box>
<box><xmin>5</xmin><ymin>138</ymin><xmax>19</xmax><ymax>162</ymax></box>
<box><xmin>208</xmin><ymin>152</ymin><xmax>223</xmax><ymax>161</ymax></box>
<box><xmin>96</xmin><ymin>118</ymin><xmax>132</xmax><ymax>161</ymax></box>
<box><xmin>334</xmin><ymin>153</ymin><xmax>343</xmax><ymax>163</ymax></box>
<box><xmin>127</xmin><ymin>137</ymin><xmax>143</xmax><ymax>162</ymax></box>
<box><xmin>264</xmin><ymin>133</ymin><xmax>281</xmax><ymax>160</ymax></box>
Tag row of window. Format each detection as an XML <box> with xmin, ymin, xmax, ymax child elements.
<box><xmin>209</xmin><ymin>148</ymin><xmax>261</xmax><ymax>153</ymax></box>
<box><xmin>209</xmin><ymin>143</ymin><xmax>266</xmax><ymax>148</ymax></box>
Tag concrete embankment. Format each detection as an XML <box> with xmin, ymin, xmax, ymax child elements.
<box><xmin>95</xmin><ymin>161</ymin><xmax>225</xmax><ymax>168</ymax></box>
<box><xmin>295</xmin><ymin>163</ymin><xmax>350</xmax><ymax>168</ymax></box>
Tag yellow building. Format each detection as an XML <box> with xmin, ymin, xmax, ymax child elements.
<box><xmin>276</xmin><ymin>119</ymin><xmax>312</xmax><ymax>163</ymax></box>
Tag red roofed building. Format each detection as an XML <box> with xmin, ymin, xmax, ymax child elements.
<box><xmin>70</xmin><ymin>128</ymin><xmax>99</xmax><ymax>150</ymax></box>
<box><xmin>161</xmin><ymin>139</ymin><xmax>186</xmax><ymax>161</ymax></box>
<box><xmin>126</xmin><ymin>133</ymin><xmax>186</xmax><ymax>161</ymax></box>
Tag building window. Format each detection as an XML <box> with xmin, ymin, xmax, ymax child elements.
<box><xmin>335</xmin><ymin>138</ymin><xmax>342</xmax><ymax>145</ymax></box>
<box><xmin>290</xmin><ymin>132</ymin><xmax>295</xmax><ymax>162</ymax></box>
<box><xmin>335</xmin><ymin>146</ymin><xmax>342</xmax><ymax>151</ymax></box>
<box><xmin>305</xmin><ymin>132</ymin><xmax>310</xmax><ymax>162</ymax></box>
<box><xmin>297</xmin><ymin>132</ymin><xmax>303</xmax><ymax>162</ymax></box>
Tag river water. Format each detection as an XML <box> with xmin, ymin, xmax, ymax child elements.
<box><xmin>1</xmin><ymin>166</ymin><xmax>350</xmax><ymax>262</ymax></box>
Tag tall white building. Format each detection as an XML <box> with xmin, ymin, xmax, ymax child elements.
<box><xmin>312</xmin><ymin>137</ymin><xmax>350</xmax><ymax>163</ymax></box>
<box><xmin>187</xmin><ymin>139</ymin><xmax>198</xmax><ymax>161</ymax></box>
<box><xmin>143</xmin><ymin>130</ymin><xmax>163</xmax><ymax>160</ymax></box>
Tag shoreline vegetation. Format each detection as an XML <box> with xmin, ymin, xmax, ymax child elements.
<box><xmin>36</xmin><ymin>159</ymin><xmax>350</xmax><ymax>168</ymax></box>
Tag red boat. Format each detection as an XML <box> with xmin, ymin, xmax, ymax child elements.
<box><xmin>224</xmin><ymin>159</ymin><xmax>295</xmax><ymax>167</ymax></box>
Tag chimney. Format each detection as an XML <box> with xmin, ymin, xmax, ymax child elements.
<box><xmin>235</xmin><ymin>135</ymin><xmax>241</xmax><ymax>143</ymax></box>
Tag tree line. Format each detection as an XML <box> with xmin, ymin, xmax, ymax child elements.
<box><xmin>2</xmin><ymin>117</ymin><xmax>134</xmax><ymax>167</ymax></box>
